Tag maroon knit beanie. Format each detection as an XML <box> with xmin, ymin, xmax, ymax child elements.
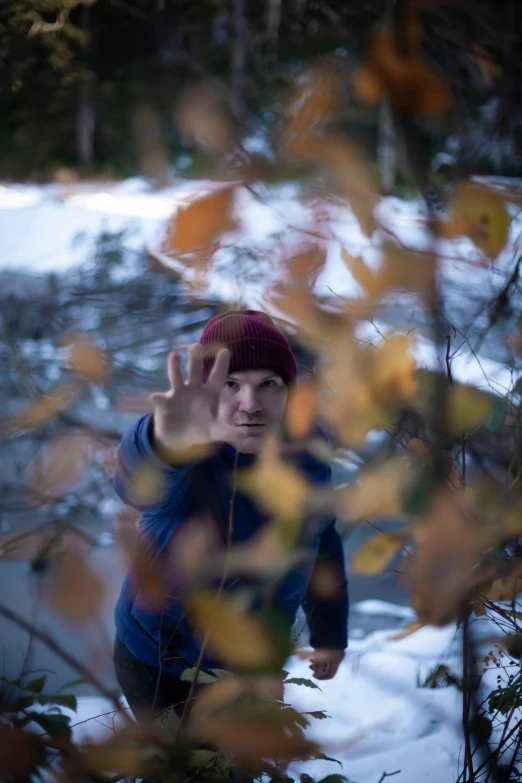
<box><xmin>199</xmin><ymin>310</ymin><xmax>297</xmax><ymax>385</ymax></box>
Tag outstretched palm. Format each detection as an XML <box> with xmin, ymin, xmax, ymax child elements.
<box><xmin>150</xmin><ymin>343</ymin><xmax>230</xmax><ymax>452</ymax></box>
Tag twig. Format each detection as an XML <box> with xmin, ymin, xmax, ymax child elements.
<box><xmin>0</xmin><ymin>601</ymin><xmax>129</xmax><ymax>723</ymax></box>
<box><xmin>376</xmin><ymin>771</ymin><xmax>401</xmax><ymax>783</ymax></box>
<box><xmin>178</xmin><ymin>449</ymin><xmax>239</xmax><ymax>730</ymax></box>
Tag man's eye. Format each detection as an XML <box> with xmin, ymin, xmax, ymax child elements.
<box><xmin>225</xmin><ymin>380</ymin><xmax>238</xmax><ymax>389</ymax></box>
<box><xmin>261</xmin><ymin>379</ymin><xmax>275</xmax><ymax>388</ymax></box>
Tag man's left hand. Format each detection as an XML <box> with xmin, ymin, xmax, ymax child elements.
<box><xmin>309</xmin><ymin>649</ymin><xmax>345</xmax><ymax>680</ymax></box>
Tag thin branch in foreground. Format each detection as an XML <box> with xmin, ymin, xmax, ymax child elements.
<box><xmin>0</xmin><ymin>601</ymin><xmax>129</xmax><ymax>723</ymax></box>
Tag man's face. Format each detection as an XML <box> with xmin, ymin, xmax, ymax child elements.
<box><xmin>216</xmin><ymin>368</ymin><xmax>288</xmax><ymax>454</ymax></box>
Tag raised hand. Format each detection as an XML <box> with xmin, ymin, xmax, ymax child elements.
<box><xmin>149</xmin><ymin>343</ymin><xmax>230</xmax><ymax>455</ymax></box>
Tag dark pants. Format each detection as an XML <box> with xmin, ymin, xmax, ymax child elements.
<box><xmin>113</xmin><ymin>635</ymin><xmax>195</xmax><ymax>721</ymax></box>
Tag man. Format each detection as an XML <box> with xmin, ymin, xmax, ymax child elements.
<box><xmin>113</xmin><ymin>310</ymin><xmax>348</xmax><ymax>720</ymax></box>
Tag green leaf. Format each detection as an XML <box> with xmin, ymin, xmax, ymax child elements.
<box><xmin>304</xmin><ymin>710</ymin><xmax>330</xmax><ymax>720</ymax></box>
<box><xmin>180</xmin><ymin>667</ymin><xmax>217</xmax><ymax>685</ymax></box>
<box><xmin>29</xmin><ymin>712</ymin><xmax>71</xmax><ymax>738</ymax></box>
<box><xmin>284</xmin><ymin>677</ymin><xmax>322</xmax><ymax>690</ymax></box>
<box><xmin>317</xmin><ymin>776</ymin><xmax>348</xmax><ymax>783</ymax></box>
<box><xmin>313</xmin><ymin>753</ymin><xmax>343</xmax><ymax>768</ymax></box>
<box><xmin>190</xmin><ymin>749</ymin><xmax>220</xmax><ymax>768</ymax></box>
<box><xmin>37</xmin><ymin>694</ymin><xmax>77</xmax><ymax>712</ymax></box>
<box><xmin>25</xmin><ymin>675</ymin><xmax>47</xmax><ymax>694</ymax></box>
<box><xmin>485</xmin><ymin>397</ymin><xmax>506</xmax><ymax>434</ymax></box>
<box><xmin>209</xmin><ymin>668</ymin><xmax>234</xmax><ymax>680</ymax></box>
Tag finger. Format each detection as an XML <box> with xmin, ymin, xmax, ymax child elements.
<box><xmin>207</xmin><ymin>347</ymin><xmax>230</xmax><ymax>387</ymax></box>
<box><xmin>187</xmin><ymin>343</ymin><xmax>204</xmax><ymax>386</ymax></box>
<box><xmin>149</xmin><ymin>392</ymin><xmax>169</xmax><ymax>411</ymax></box>
<box><xmin>167</xmin><ymin>352</ymin><xmax>184</xmax><ymax>392</ymax></box>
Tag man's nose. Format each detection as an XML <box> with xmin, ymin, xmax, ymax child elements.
<box><xmin>238</xmin><ymin>386</ymin><xmax>262</xmax><ymax>414</ymax></box>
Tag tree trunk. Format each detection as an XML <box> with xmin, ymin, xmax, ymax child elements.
<box><xmin>231</xmin><ymin>0</ymin><xmax>246</xmax><ymax>118</ymax></box>
<box><xmin>378</xmin><ymin>99</ymin><xmax>397</xmax><ymax>194</ymax></box>
<box><xmin>267</xmin><ymin>0</ymin><xmax>282</xmax><ymax>76</ymax></box>
<box><xmin>77</xmin><ymin>2</ymin><xmax>95</xmax><ymax>166</ymax></box>
<box><xmin>77</xmin><ymin>80</ymin><xmax>95</xmax><ymax>166</ymax></box>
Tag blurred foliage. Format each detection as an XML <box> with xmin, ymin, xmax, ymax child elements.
<box><xmin>2</xmin><ymin>2</ymin><xmax>522</xmax><ymax>783</ymax></box>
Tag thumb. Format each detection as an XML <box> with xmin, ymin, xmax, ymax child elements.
<box><xmin>149</xmin><ymin>392</ymin><xmax>169</xmax><ymax>410</ymax></box>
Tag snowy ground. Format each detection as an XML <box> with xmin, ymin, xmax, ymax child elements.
<box><xmin>53</xmin><ymin>601</ymin><xmax>512</xmax><ymax>783</ymax></box>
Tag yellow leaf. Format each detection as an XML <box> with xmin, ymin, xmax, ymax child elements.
<box><xmin>338</xmin><ymin>458</ymin><xmax>409</xmax><ymax>522</ymax></box>
<box><xmin>447</xmin><ymin>182</ymin><xmax>511</xmax><ymax>259</ymax></box>
<box><xmin>189</xmin><ymin>592</ymin><xmax>276</xmax><ymax>669</ymax></box>
<box><xmin>486</xmin><ymin>577</ymin><xmax>522</xmax><ymax>603</ymax></box>
<box><xmin>128</xmin><ymin>460</ymin><xmax>165</xmax><ymax>505</ymax></box>
<box><xmin>285</xmin><ymin>381</ymin><xmax>321</xmax><ymax>439</ymax></box>
<box><xmin>240</xmin><ymin>436</ymin><xmax>310</xmax><ymax>519</ymax></box>
<box><xmin>407</xmin><ymin>437</ymin><xmax>428</xmax><ymax>455</ymax></box>
<box><xmin>446</xmin><ymin>384</ymin><xmax>493</xmax><ymax>435</ymax></box>
<box><xmin>169</xmin><ymin>187</ymin><xmax>236</xmax><ymax>255</ymax></box>
<box><xmin>352</xmin><ymin>531</ymin><xmax>405</xmax><ymax>575</ymax></box>
<box><xmin>388</xmin><ymin>621</ymin><xmax>424</xmax><ymax>640</ymax></box>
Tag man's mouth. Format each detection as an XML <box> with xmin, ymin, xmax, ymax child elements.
<box><xmin>237</xmin><ymin>423</ymin><xmax>266</xmax><ymax>429</ymax></box>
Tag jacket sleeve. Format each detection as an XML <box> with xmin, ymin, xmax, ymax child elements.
<box><xmin>114</xmin><ymin>413</ymin><xmax>194</xmax><ymax>513</ymax></box>
<box><xmin>302</xmin><ymin>518</ymin><xmax>349</xmax><ymax>650</ymax></box>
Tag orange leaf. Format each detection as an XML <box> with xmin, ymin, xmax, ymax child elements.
<box><xmin>169</xmin><ymin>187</ymin><xmax>236</xmax><ymax>256</ymax></box>
<box><xmin>28</xmin><ymin>430</ymin><xmax>93</xmax><ymax>504</ymax></box>
<box><xmin>355</xmin><ymin>25</ymin><xmax>453</xmax><ymax>117</ymax></box>
<box><xmin>42</xmin><ymin>546</ymin><xmax>107</xmax><ymax>625</ymax></box>
<box><xmin>281</xmin><ymin>64</ymin><xmax>341</xmax><ymax>157</ymax></box>
<box><xmin>117</xmin><ymin>525</ymin><xmax>166</xmax><ymax>608</ymax></box>
<box><xmin>193</xmin><ymin>713</ymin><xmax>317</xmax><ymax>767</ymax></box>
<box><xmin>286</xmin><ymin>246</ymin><xmax>326</xmax><ymax>284</ymax></box>
<box><xmin>0</xmin><ymin>726</ymin><xmax>43</xmax><ymax>779</ymax></box>
<box><xmin>1</xmin><ymin>383</ymin><xmax>78</xmax><ymax>434</ymax></box>
<box><xmin>63</xmin><ymin>333</ymin><xmax>108</xmax><ymax>383</ymax></box>
<box><xmin>285</xmin><ymin>381</ymin><xmax>321</xmax><ymax>439</ymax></box>
<box><xmin>84</xmin><ymin>725</ymin><xmax>167</xmax><ymax>777</ymax></box>
<box><xmin>447</xmin><ymin>182</ymin><xmax>511</xmax><ymax>259</ymax></box>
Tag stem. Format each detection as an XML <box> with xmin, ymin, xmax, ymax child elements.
<box><xmin>178</xmin><ymin>449</ymin><xmax>239</xmax><ymax>730</ymax></box>
<box><xmin>462</xmin><ymin>613</ymin><xmax>475</xmax><ymax>782</ymax></box>
<box><xmin>0</xmin><ymin>601</ymin><xmax>128</xmax><ymax>722</ymax></box>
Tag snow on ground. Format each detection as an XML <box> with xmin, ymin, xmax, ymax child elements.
<box><xmin>65</xmin><ymin>615</ymin><xmax>463</xmax><ymax>783</ymax></box>
<box><xmin>58</xmin><ymin>601</ymin><xmax>517</xmax><ymax>783</ymax></box>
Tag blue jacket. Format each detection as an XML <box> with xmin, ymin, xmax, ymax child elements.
<box><xmin>114</xmin><ymin>414</ymin><xmax>348</xmax><ymax>677</ymax></box>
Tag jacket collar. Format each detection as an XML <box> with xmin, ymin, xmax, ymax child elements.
<box><xmin>218</xmin><ymin>441</ymin><xmax>257</xmax><ymax>468</ymax></box>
